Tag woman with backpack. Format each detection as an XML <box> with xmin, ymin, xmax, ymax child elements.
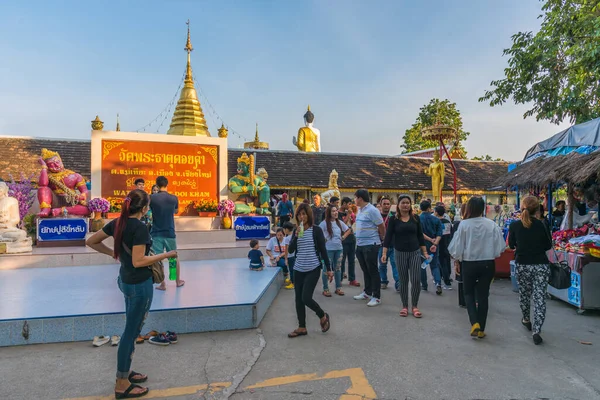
<box><xmin>287</xmin><ymin>203</ymin><xmax>333</xmax><ymax>338</ymax></box>
<box><xmin>319</xmin><ymin>205</ymin><xmax>352</xmax><ymax>297</ymax></box>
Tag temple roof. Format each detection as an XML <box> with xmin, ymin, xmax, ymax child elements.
<box><xmin>0</xmin><ymin>136</ymin><xmax>509</xmax><ymax>193</ymax></box>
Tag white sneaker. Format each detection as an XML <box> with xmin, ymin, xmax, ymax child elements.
<box><xmin>93</xmin><ymin>336</ymin><xmax>110</xmax><ymax>347</ymax></box>
<box><xmin>367</xmin><ymin>297</ymin><xmax>381</xmax><ymax>307</ymax></box>
<box><xmin>353</xmin><ymin>291</ymin><xmax>371</xmax><ymax>300</ymax></box>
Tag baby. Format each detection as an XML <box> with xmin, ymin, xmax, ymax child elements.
<box><xmin>248</xmin><ymin>239</ymin><xmax>264</xmax><ymax>271</ymax></box>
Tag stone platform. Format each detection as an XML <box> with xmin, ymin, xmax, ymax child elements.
<box><xmin>0</xmin><ymin>258</ymin><xmax>283</xmax><ymax>347</ymax></box>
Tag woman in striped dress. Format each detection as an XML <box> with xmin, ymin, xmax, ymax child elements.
<box><xmin>287</xmin><ymin>203</ymin><xmax>333</xmax><ymax>338</ymax></box>
<box><xmin>381</xmin><ymin>195</ymin><xmax>428</xmax><ymax>317</ymax></box>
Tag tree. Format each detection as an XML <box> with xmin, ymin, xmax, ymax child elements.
<box><xmin>401</xmin><ymin>98</ymin><xmax>470</xmax><ymax>154</ymax></box>
<box><xmin>479</xmin><ymin>0</ymin><xmax>600</xmax><ymax>125</ymax></box>
<box><xmin>471</xmin><ymin>155</ymin><xmax>503</xmax><ymax>161</ymax></box>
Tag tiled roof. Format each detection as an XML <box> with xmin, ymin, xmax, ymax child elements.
<box><xmin>0</xmin><ymin>136</ymin><xmax>509</xmax><ymax>191</ymax></box>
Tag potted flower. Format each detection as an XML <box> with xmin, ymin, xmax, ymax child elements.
<box><xmin>106</xmin><ymin>200</ymin><xmax>122</xmax><ymax>219</ymax></box>
<box><xmin>196</xmin><ymin>199</ymin><xmax>218</xmax><ymax>217</ymax></box>
<box><xmin>88</xmin><ymin>197</ymin><xmax>110</xmax><ymax>232</ymax></box>
<box><xmin>217</xmin><ymin>199</ymin><xmax>235</xmax><ymax>229</ymax></box>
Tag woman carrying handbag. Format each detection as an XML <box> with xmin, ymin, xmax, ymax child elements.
<box><xmin>508</xmin><ymin>196</ymin><xmax>553</xmax><ymax>345</ymax></box>
<box><xmin>87</xmin><ymin>189</ymin><xmax>177</xmax><ymax>398</ymax></box>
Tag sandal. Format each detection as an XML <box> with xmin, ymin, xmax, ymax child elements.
<box><xmin>142</xmin><ymin>330</ymin><xmax>159</xmax><ymax>340</ymax></box>
<box><xmin>322</xmin><ymin>290</ymin><xmax>332</xmax><ymax>297</ymax></box>
<box><xmin>128</xmin><ymin>371</ymin><xmax>148</xmax><ymax>384</ymax></box>
<box><xmin>115</xmin><ymin>384</ymin><xmax>149</xmax><ymax>399</ymax></box>
<box><xmin>399</xmin><ymin>308</ymin><xmax>409</xmax><ymax>317</ymax></box>
<box><xmin>412</xmin><ymin>308</ymin><xmax>422</xmax><ymax>318</ymax></box>
<box><xmin>135</xmin><ymin>336</ymin><xmax>145</xmax><ymax>344</ymax></box>
<box><xmin>320</xmin><ymin>313</ymin><xmax>331</xmax><ymax>333</ymax></box>
<box><xmin>287</xmin><ymin>329</ymin><xmax>308</xmax><ymax>338</ymax></box>
<box><xmin>334</xmin><ymin>288</ymin><xmax>345</xmax><ymax>296</ymax></box>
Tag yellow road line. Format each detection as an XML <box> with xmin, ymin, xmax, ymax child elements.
<box><xmin>64</xmin><ymin>382</ymin><xmax>230</xmax><ymax>400</ymax></box>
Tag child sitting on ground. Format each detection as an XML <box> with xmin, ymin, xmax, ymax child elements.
<box><xmin>248</xmin><ymin>239</ymin><xmax>264</xmax><ymax>271</ymax></box>
<box><xmin>283</xmin><ymin>222</ymin><xmax>296</xmax><ymax>290</ymax></box>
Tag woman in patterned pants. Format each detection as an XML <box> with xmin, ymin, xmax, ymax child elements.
<box><xmin>509</xmin><ymin>196</ymin><xmax>553</xmax><ymax>345</ymax></box>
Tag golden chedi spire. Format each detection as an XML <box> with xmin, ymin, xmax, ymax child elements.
<box><xmin>244</xmin><ymin>123</ymin><xmax>269</xmax><ymax>150</ymax></box>
<box><xmin>116</xmin><ymin>113</ymin><xmax>121</xmax><ymax>131</ymax></box>
<box><xmin>167</xmin><ymin>20</ymin><xmax>211</xmax><ymax>137</ymax></box>
<box><xmin>217</xmin><ymin>123</ymin><xmax>229</xmax><ymax>138</ymax></box>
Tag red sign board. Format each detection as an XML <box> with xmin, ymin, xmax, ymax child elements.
<box><xmin>101</xmin><ymin>139</ymin><xmax>219</xmax><ymax>215</ymax></box>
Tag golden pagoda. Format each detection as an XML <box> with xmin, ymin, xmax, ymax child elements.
<box><xmin>167</xmin><ymin>20</ymin><xmax>211</xmax><ymax>137</ymax></box>
<box><xmin>244</xmin><ymin>123</ymin><xmax>269</xmax><ymax>150</ymax></box>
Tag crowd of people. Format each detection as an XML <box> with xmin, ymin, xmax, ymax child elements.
<box><xmin>84</xmin><ymin>182</ymin><xmax>556</xmax><ymax>398</ymax></box>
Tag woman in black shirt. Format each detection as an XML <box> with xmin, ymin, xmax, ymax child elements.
<box><xmin>381</xmin><ymin>195</ymin><xmax>428</xmax><ymax>318</ymax></box>
<box><xmin>508</xmin><ymin>195</ymin><xmax>553</xmax><ymax>345</ymax></box>
<box><xmin>87</xmin><ymin>189</ymin><xmax>177</xmax><ymax>398</ymax></box>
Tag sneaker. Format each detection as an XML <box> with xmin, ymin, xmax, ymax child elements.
<box><xmin>470</xmin><ymin>323</ymin><xmax>481</xmax><ymax>337</ymax></box>
<box><xmin>93</xmin><ymin>336</ymin><xmax>110</xmax><ymax>347</ymax></box>
<box><xmin>284</xmin><ymin>278</ymin><xmax>291</xmax><ymax>285</ymax></box>
<box><xmin>148</xmin><ymin>333</ymin><xmax>170</xmax><ymax>346</ymax></box>
<box><xmin>381</xmin><ymin>283</ymin><xmax>388</xmax><ymax>290</ymax></box>
<box><xmin>165</xmin><ymin>331</ymin><xmax>178</xmax><ymax>344</ymax></box>
<box><xmin>110</xmin><ymin>335</ymin><xmax>120</xmax><ymax>346</ymax></box>
<box><xmin>285</xmin><ymin>283</ymin><xmax>295</xmax><ymax>290</ymax></box>
<box><xmin>421</xmin><ymin>287</ymin><xmax>428</xmax><ymax>292</ymax></box>
<box><xmin>367</xmin><ymin>298</ymin><xmax>381</xmax><ymax>307</ymax></box>
<box><xmin>442</xmin><ymin>284</ymin><xmax>453</xmax><ymax>291</ymax></box>
<box><xmin>348</xmin><ymin>280</ymin><xmax>361</xmax><ymax>287</ymax></box>
<box><xmin>353</xmin><ymin>291</ymin><xmax>371</xmax><ymax>300</ymax></box>
<box><xmin>436</xmin><ymin>285</ymin><xmax>443</xmax><ymax>295</ymax></box>
<box><xmin>478</xmin><ymin>331</ymin><xmax>486</xmax><ymax>339</ymax></box>
<box><xmin>533</xmin><ymin>333</ymin><xmax>543</xmax><ymax>345</ymax></box>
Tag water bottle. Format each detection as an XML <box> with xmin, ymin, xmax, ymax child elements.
<box><xmin>168</xmin><ymin>258</ymin><xmax>177</xmax><ymax>280</ymax></box>
<box><xmin>421</xmin><ymin>254</ymin><xmax>432</xmax><ymax>270</ymax></box>
<box><xmin>298</xmin><ymin>223</ymin><xmax>304</xmax><ymax>238</ymax></box>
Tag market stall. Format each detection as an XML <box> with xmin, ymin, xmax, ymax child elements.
<box><xmin>494</xmin><ymin>117</ymin><xmax>600</xmax><ymax>313</ymax></box>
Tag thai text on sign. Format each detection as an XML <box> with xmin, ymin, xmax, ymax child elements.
<box><xmin>101</xmin><ymin>140</ymin><xmax>219</xmax><ymax>215</ymax></box>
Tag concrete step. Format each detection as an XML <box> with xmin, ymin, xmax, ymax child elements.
<box><xmin>0</xmin><ymin>240</ymin><xmax>268</xmax><ymax>270</ymax></box>
<box><xmin>91</xmin><ymin>230</ymin><xmax>236</xmax><ymax>247</ymax></box>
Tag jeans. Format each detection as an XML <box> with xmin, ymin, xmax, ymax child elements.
<box><xmin>288</xmin><ymin>257</ymin><xmax>296</xmax><ymax>283</ymax></box>
<box><xmin>378</xmin><ymin>247</ymin><xmax>399</xmax><ymax>289</ymax></box>
<box><xmin>356</xmin><ymin>244</ymin><xmax>381</xmax><ymax>299</ymax></box>
<box><xmin>439</xmin><ymin>250</ymin><xmax>452</xmax><ymax>285</ymax></box>
<box><xmin>279</xmin><ymin>215</ymin><xmax>291</xmax><ymax>227</ymax></box>
<box><xmin>462</xmin><ymin>260</ymin><xmax>495</xmax><ymax>331</ymax></box>
<box><xmin>421</xmin><ymin>245</ymin><xmax>442</xmax><ymax>289</ymax></box>
<box><xmin>294</xmin><ymin>266</ymin><xmax>325</xmax><ymax>328</ymax></box>
<box><xmin>322</xmin><ymin>250</ymin><xmax>342</xmax><ymax>291</ymax></box>
<box><xmin>271</xmin><ymin>257</ymin><xmax>289</xmax><ymax>274</ymax></box>
<box><xmin>341</xmin><ymin>236</ymin><xmax>357</xmax><ymax>281</ymax></box>
<box><xmin>116</xmin><ymin>276</ymin><xmax>153</xmax><ymax>379</ymax></box>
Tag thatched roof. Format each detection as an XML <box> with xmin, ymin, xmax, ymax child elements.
<box><xmin>494</xmin><ymin>151</ymin><xmax>600</xmax><ymax>188</ymax></box>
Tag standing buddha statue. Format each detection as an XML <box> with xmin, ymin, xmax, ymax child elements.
<box><xmin>424</xmin><ymin>152</ymin><xmax>445</xmax><ymax>203</ymax></box>
<box><xmin>37</xmin><ymin>148</ymin><xmax>91</xmax><ymax>218</ymax></box>
<box><xmin>293</xmin><ymin>105</ymin><xmax>321</xmax><ymax>152</ymax></box>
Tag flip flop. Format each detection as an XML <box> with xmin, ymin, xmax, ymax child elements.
<box><xmin>287</xmin><ymin>329</ymin><xmax>308</xmax><ymax>338</ymax></box>
<box><xmin>176</xmin><ymin>280</ymin><xmax>185</xmax><ymax>287</ymax></box>
<box><xmin>320</xmin><ymin>313</ymin><xmax>331</xmax><ymax>333</ymax></box>
<box><xmin>143</xmin><ymin>330</ymin><xmax>159</xmax><ymax>340</ymax></box>
<box><xmin>399</xmin><ymin>308</ymin><xmax>409</xmax><ymax>317</ymax></box>
<box><xmin>128</xmin><ymin>371</ymin><xmax>148</xmax><ymax>384</ymax></box>
<box><xmin>115</xmin><ymin>384</ymin><xmax>149</xmax><ymax>399</ymax></box>
<box><xmin>111</xmin><ymin>335</ymin><xmax>120</xmax><ymax>346</ymax></box>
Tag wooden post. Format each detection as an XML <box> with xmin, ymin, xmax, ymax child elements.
<box><xmin>567</xmin><ymin>182</ymin><xmax>575</xmax><ymax>230</ymax></box>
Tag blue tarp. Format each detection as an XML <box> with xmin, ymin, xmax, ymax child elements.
<box><xmin>523</xmin><ymin>117</ymin><xmax>600</xmax><ymax>161</ymax></box>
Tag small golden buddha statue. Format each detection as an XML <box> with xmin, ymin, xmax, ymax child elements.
<box><xmin>425</xmin><ymin>152</ymin><xmax>445</xmax><ymax>202</ymax></box>
<box><xmin>293</xmin><ymin>105</ymin><xmax>321</xmax><ymax>152</ymax></box>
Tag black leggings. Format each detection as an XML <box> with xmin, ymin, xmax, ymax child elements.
<box><xmin>462</xmin><ymin>260</ymin><xmax>495</xmax><ymax>331</ymax></box>
<box><xmin>294</xmin><ymin>266</ymin><xmax>325</xmax><ymax>328</ymax></box>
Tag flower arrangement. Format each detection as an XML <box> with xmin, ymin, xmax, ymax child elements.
<box><xmin>218</xmin><ymin>199</ymin><xmax>235</xmax><ymax>217</ymax></box>
<box><xmin>7</xmin><ymin>173</ymin><xmax>36</xmax><ymax>227</ymax></box>
<box><xmin>109</xmin><ymin>199</ymin><xmax>122</xmax><ymax>213</ymax></box>
<box><xmin>196</xmin><ymin>199</ymin><xmax>218</xmax><ymax>212</ymax></box>
<box><xmin>88</xmin><ymin>198</ymin><xmax>110</xmax><ymax>213</ymax></box>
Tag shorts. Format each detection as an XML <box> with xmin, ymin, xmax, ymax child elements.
<box><xmin>152</xmin><ymin>236</ymin><xmax>177</xmax><ymax>254</ymax></box>
<box><xmin>249</xmin><ymin>263</ymin><xmax>263</xmax><ymax>270</ymax></box>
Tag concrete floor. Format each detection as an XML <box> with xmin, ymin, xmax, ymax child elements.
<box><xmin>1</xmin><ymin>279</ymin><xmax>599</xmax><ymax>400</ymax></box>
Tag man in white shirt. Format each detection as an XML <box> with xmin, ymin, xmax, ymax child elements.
<box><xmin>352</xmin><ymin>189</ymin><xmax>386</xmax><ymax>307</ymax></box>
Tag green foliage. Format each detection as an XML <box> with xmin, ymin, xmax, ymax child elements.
<box><xmin>479</xmin><ymin>0</ymin><xmax>600</xmax><ymax>124</ymax></box>
<box><xmin>401</xmin><ymin>98</ymin><xmax>470</xmax><ymax>154</ymax></box>
<box><xmin>471</xmin><ymin>155</ymin><xmax>504</xmax><ymax>161</ymax></box>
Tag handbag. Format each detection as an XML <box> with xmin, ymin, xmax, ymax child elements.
<box><xmin>548</xmin><ymin>252</ymin><xmax>571</xmax><ymax>290</ymax></box>
<box><xmin>122</xmin><ymin>243</ymin><xmax>165</xmax><ymax>284</ymax></box>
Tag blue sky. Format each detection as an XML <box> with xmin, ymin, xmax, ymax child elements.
<box><xmin>0</xmin><ymin>0</ymin><xmax>569</xmax><ymax>161</ymax></box>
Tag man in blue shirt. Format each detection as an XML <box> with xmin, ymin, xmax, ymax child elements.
<box><xmin>352</xmin><ymin>189</ymin><xmax>386</xmax><ymax>307</ymax></box>
<box><xmin>419</xmin><ymin>200</ymin><xmax>443</xmax><ymax>295</ymax></box>
<box><xmin>151</xmin><ymin>176</ymin><xmax>184</xmax><ymax>290</ymax></box>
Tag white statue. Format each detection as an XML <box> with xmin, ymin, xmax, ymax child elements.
<box><xmin>0</xmin><ymin>182</ymin><xmax>33</xmax><ymax>253</ymax></box>
<box><xmin>321</xmin><ymin>170</ymin><xmax>341</xmax><ymax>204</ymax></box>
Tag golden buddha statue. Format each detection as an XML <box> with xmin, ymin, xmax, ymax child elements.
<box><xmin>293</xmin><ymin>105</ymin><xmax>321</xmax><ymax>152</ymax></box>
<box><xmin>424</xmin><ymin>152</ymin><xmax>445</xmax><ymax>202</ymax></box>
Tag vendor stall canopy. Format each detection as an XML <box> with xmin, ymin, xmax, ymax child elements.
<box><xmin>524</xmin><ymin>117</ymin><xmax>600</xmax><ymax>162</ymax></box>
